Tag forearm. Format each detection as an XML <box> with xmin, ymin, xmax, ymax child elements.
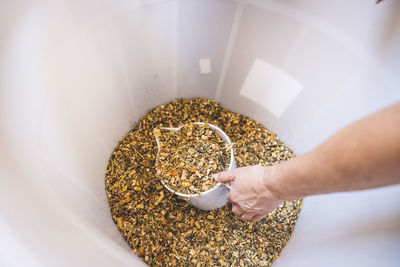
<box><xmin>269</xmin><ymin>103</ymin><xmax>400</xmax><ymax>200</ymax></box>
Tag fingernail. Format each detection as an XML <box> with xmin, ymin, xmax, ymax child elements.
<box><xmin>212</xmin><ymin>174</ymin><xmax>219</xmax><ymax>181</ymax></box>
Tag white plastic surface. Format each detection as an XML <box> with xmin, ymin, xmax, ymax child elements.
<box><xmin>1</xmin><ymin>0</ymin><xmax>399</xmax><ymax>266</ymax></box>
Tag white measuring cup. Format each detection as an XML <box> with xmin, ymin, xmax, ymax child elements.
<box><xmin>154</xmin><ymin>122</ymin><xmax>236</xmax><ymax>210</ymax></box>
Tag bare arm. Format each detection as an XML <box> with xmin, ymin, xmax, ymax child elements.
<box><xmin>272</xmin><ymin>103</ymin><xmax>400</xmax><ymax>200</ymax></box>
<box><xmin>215</xmin><ymin>103</ymin><xmax>400</xmax><ymax>221</ymax></box>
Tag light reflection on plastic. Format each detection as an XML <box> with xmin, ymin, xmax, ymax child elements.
<box><xmin>240</xmin><ymin>59</ymin><xmax>303</xmax><ymax>118</ymax></box>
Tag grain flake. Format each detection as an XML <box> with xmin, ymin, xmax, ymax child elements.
<box><xmin>156</xmin><ymin>124</ymin><xmax>230</xmax><ymax>194</ymax></box>
<box><xmin>105</xmin><ymin>98</ymin><xmax>302</xmax><ymax>267</ymax></box>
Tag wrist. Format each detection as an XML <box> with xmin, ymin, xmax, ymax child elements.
<box><xmin>262</xmin><ymin>161</ymin><xmax>303</xmax><ymax>201</ymax></box>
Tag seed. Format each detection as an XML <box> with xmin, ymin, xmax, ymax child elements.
<box><xmin>155</xmin><ymin>124</ymin><xmax>229</xmax><ymax>194</ymax></box>
<box><xmin>105</xmin><ymin>98</ymin><xmax>302</xmax><ymax>267</ymax></box>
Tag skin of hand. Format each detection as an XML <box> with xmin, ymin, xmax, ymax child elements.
<box><xmin>215</xmin><ymin>165</ymin><xmax>284</xmax><ymax>221</ymax></box>
<box><xmin>215</xmin><ymin>102</ymin><xmax>400</xmax><ymax>222</ymax></box>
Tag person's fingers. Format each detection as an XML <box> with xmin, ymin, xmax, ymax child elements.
<box><xmin>227</xmin><ymin>192</ymin><xmax>233</xmax><ymax>203</ymax></box>
<box><xmin>213</xmin><ymin>170</ymin><xmax>236</xmax><ymax>183</ymax></box>
<box><xmin>251</xmin><ymin>212</ymin><xmax>268</xmax><ymax>222</ymax></box>
<box><xmin>232</xmin><ymin>204</ymin><xmax>245</xmax><ymax>217</ymax></box>
<box><xmin>240</xmin><ymin>213</ymin><xmax>255</xmax><ymax>221</ymax></box>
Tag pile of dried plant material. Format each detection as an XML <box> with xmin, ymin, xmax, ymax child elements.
<box><xmin>155</xmin><ymin>124</ymin><xmax>230</xmax><ymax>194</ymax></box>
<box><xmin>105</xmin><ymin>98</ymin><xmax>302</xmax><ymax>267</ymax></box>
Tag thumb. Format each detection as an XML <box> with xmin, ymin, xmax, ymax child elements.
<box><xmin>213</xmin><ymin>170</ymin><xmax>236</xmax><ymax>183</ymax></box>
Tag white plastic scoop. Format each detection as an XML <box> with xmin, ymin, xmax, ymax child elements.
<box><xmin>154</xmin><ymin>122</ymin><xmax>236</xmax><ymax>210</ymax></box>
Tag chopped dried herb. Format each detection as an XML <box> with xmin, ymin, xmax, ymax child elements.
<box><xmin>155</xmin><ymin>124</ymin><xmax>230</xmax><ymax>194</ymax></box>
<box><xmin>105</xmin><ymin>98</ymin><xmax>302</xmax><ymax>267</ymax></box>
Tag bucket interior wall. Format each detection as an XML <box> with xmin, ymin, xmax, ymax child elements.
<box><xmin>1</xmin><ymin>0</ymin><xmax>400</xmax><ymax>266</ymax></box>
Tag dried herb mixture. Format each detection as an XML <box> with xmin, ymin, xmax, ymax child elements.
<box><xmin>155</xmin><ymin>124</ymin><xmax>230</xmax><ymax>194</ymax></box>
<box><xmin>105</xmin><ymin>98</ymin><xmax>302</xmax><ymax>267</ymax></box>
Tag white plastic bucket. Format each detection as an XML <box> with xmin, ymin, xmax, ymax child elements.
<box><xmin>1</xmin><ymin>1</ymin><xmax>399</xmax><ymax>266</ymax></box>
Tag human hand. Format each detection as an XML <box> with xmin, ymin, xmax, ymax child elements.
<box><xmin>214</xmin><ymin>165</ymin><xmax>284</xmax><ymax>221</ymax></box>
